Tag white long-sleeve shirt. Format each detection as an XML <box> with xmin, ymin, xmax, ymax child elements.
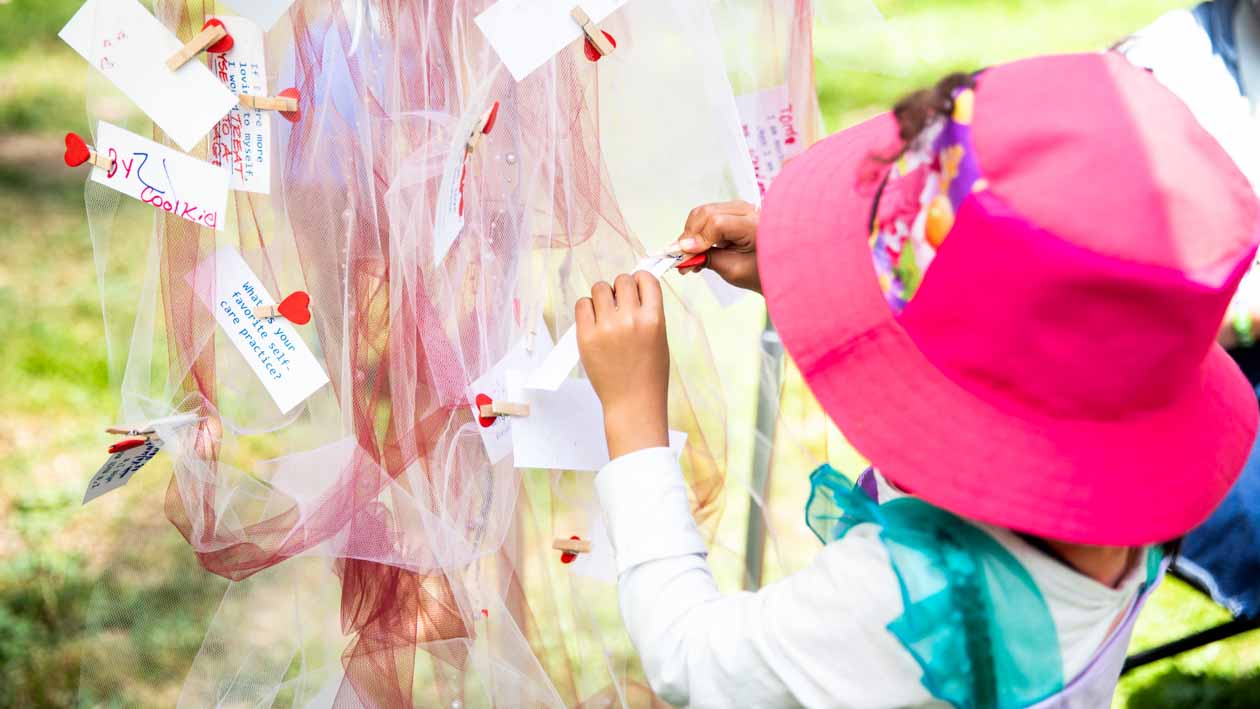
<box><xmin>594</xmin><ymin>447</ymin><xmax>1151</xmax><ymax>709</ymax></box>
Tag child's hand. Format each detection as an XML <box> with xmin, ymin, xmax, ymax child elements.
<box><xmin>576</xmin><ymin>272</ymin><xmax>671</xmax><ymax>460</ymax></box>
<box><xmin>674</xmin><ymin>200</ymin><xmax>761</xmax><ymax>293</ymax></box>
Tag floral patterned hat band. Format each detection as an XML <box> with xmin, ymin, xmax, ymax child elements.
<box><xmin>869</xmin><ymin>87</ymin><xmax>986</xmax><ymax>314</ymax></box>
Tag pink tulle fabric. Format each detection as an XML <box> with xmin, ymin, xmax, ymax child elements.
<box><xmin>82</xmin><ymin>0</ymin><xmax>821</xmax><ymax>705</ymax></box>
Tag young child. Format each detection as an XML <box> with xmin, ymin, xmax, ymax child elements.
<box><xmin>574</xmin><ymin>53</ymin><xmax>1260</xmax><ymax>708</ymax></box>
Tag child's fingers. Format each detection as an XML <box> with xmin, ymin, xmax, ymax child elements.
<box><xmin>591</xmin><ymin>281</ymin><xmax>615</xmax><ymax>319</ymax></box>
<box><xmin>635</xmin><ymin>271</ymin><xmax>663</xmax><ymax>312</ymax></box>
<box><xmin>614</xmin><ymin>273</ymin><xmax>640</xmax><ymax>309</ymax></box>
<box><xmin>679</xmin><ymin>201</ymin><xmax>753</xmax><ymax>252</ymax></box>
<box><xmin>576</xmin><ymin>297</ymin><xmax>595</xmax><ymax>331</ymax></box>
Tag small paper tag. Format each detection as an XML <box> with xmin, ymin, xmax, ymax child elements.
<box><xmin>91</xmin><ymin>121</ymin><xmax>231</xmax><ymax>230</ymax></box>
<box><xmin>192</xmin><ymin>247</ymin><xmax>331</xmax><ymax>413</ymax></box>
<box><xmin>208</xmin><ymin>15</ymin><xmax>271</xmax><ymax>195</ymax></box>
<box><xmin>467</xmin><ymin>327</ymin><xmax>556</xmax><ymax>463</ymax></box>
<box><xmin>60</xmin><ymin>0</ymin><xmax>239</xmax><ymax>151</ymax></box>
<box><xmin>221</xmin><ymin>0</ymin><xmax>297</xmax><ymax>31</ymax></box>
<box><xmin>735</xmin><ymin>85</ymin><xmax>800</xmax><ymax>199</ymax></box>
<box><xmin>525</xmin><ymin>325</ymin><xmax>579</xmax><ymax>391</ymax></box>
<box><xmin>508</xmin><ymin>371</ymin><xmax>685</xmax><ymax>472</ymax></box>
<box><xmin>83</xmin><ymin>438</ymin><xmax>163</xmax><ymax>504</ymax></box>
<box><xmin>434</xmin><ymin>141</ymin><xmax>470</xmax><ymax>266</ymax></box>
<box><xmin>475</xmin><ymin>0</ymin><xmax>632</xmax><ymax>82</ymax></box>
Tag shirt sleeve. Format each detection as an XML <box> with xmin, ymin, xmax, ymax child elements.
<box><xmin>595</xmin><ymin>448</ymin><xmax>939</xmax><ymax>709</ymax></box>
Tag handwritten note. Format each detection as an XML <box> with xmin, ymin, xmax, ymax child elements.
<box><xmin>525</xmin><ymin>254</ymin><xmax>680</xmax><ymax>391</ymax></box>
<box><xmin>60</xmin><ymin>0</ymin><xmax>238</xmax><ymax>151</ymax></box>
<box><xmin>467</xmin><ymin>327</ymin><xmax>556</xmax><ymax>463</ymax></box>
<box><xmin>735</xmin><ymin>85</ymin><xmax>800</xmax><ymax>198</ymax></box>
<box><xmin>193</xmin><ymin>248</ymin><xmax>330</xmax><ymax>413</ymax></box>
<box><xmin>208</xmin><ymin>16</ymin><xmax>271</xmax><ymax>194</ymax></box>
<box><xmin>83</xmin><ymin>438</ymin><xmax>163</xmax><ymax>504</ymax></box>
<box><xmin>433</xmin><ymin>107</ymin><xmax>487</xmax><ymax>266</ymax></box>
<box><xmin>476</xmin><ymin>0</ymin><xmax>632</xmax><ymax>81</ymax></box>
<box><xmin>508</xmin><ymin>372</ymin><xmax>686</xmax><ymax>472</ymax></box>
<box><xmin>221</xmin><ymin>0</ymin><xmax>297</xmax><ymax>31</ymax></box>
<box><xmin>91</xmin><ymin>122</ymin><xmax>230</xmax><ymax>230</ymax></box>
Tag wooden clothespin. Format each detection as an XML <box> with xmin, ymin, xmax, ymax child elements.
<box><xmin>478</xmin><ymin>400</ymin><xmax>530</xmax><ymax>419</ymax></box>
<box><xmin>166</xmin><ymin>19</ymin><xmax>233</xmax><ymax>71</ymax></box>
<box><xmin>239</xmin><ymin>88</ymin><xmax>302</xmax><ymax>123</ymax></box>
<box><xmin>63</xmin><ymin>132</ymin><xmax>114</xmax><ymax>171</ymax></box>
<box><xmin>475</xmin><ymin>394</ymin><xmax>528</xmax><ymax>427</ymax></box>
<box><xmin>105</xmin><ymin>425</ymin><xmax>157</xmax><ymax>438</ymax></box>
<box><xmin>571</xmin><ymin>7</ymin><xmax>616</xmax><ymax>60</ymax></box>
<box><xmin>465</xmin><ymin>101</ymin><xmax>501</xmax><ymax>155</ymax></box>
<box><xmin>254</xmin><ymin>291</ymin><xmax>312</xmax><ymax>325</ymax></box>
<box><xmin>553</xmin><ymin>536</ymin><xmax>591</xmax><ymax>564</ymax></box>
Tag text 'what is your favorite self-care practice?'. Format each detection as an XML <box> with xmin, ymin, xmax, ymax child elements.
<box><xmin>91</xmin><ymin>121</ymin><xmax>230</xmax><ymax>230</ymax></box>
<box><xmin>192</xmin><ymin>248</ymin><xmax>330</xmax><ymax>414</ymax></box>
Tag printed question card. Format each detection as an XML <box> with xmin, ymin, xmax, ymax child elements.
<box><xmin>222</xmin><ymin>0</ymin><xmax>297</xmax><ymax>30</ymax></box>
<box><xmin>91</xmin><ymin>122</ymin><xmax>230</xmax><ymax>230</ymax></box>
<box><xmin>60</xmin><ymin>0</ymin><xmax>238</xmax><ymax>151</ymax></box>
<box><xmin>476</xmin><ymin>0</ymin><xmax>632</xmax><ymax>81</ymax></box>
<box><xmin>193</xmin><ymin>248</ymin><xmax>330</xmax><ymax>414</ymax></box>
<box><xmin>208</xmin><ymin>16</ymin><xmax>271</xmax><ymax>194</ymax></box>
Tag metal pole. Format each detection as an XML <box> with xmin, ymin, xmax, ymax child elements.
<box><xmin>743</xmin><ymin>315</ymin><xmax>784</xmax><ymax>590</ymax></box>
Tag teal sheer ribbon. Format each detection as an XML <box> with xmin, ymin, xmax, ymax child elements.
<box><xmin>805</xmin><ymin>464</ymin><xmax>1065</xmax><ymax>708</ymax></box>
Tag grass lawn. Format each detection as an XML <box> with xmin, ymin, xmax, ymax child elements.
<box><xmin>0</xmin><ymin>0</ymin><xmax>1256</xmax><ymax>706</ymax></box>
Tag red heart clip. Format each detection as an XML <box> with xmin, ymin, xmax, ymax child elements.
<box><xmin>277</xmin><ymin>291</ymin><xmax>312</xmax><ymax>325</ymax></box>
<box><xmin>481</xmin><ymin>101</ymin><xmax>500</xmax><ymax>135</ymax></box>
<box><xmin>64</xmin><ymin>132</ymin><xmax>91</xmax><ymax>168</ymax></box>
<box><xmin>279</xmin><ymin>88</ymin><xmax>302</xmax><ymax>124</ymax></box>
<box><xmin>109</xmin><ymin>438</ymin><xmax>148</xmax><ymax>454</ymax></box>
<box><xmin>475</xmin><ymin>393</ymin><xmax>496</xmax><ymax>428</ymax></box>
<box><xmin>203</xmin><ymin>19</ymin><xmax>235</xmax><ymax>54</ymax></box>
<box><xmin>560</xmin><ymin>535</ymin><xmax>582</xmax><ymax>565</ymax></box>
<box><xmin>676</xmin><ymin>253</ymin><xmax>708</xmax><ymax>271</ymax></box>
<box><xmin>583</xmin><ymin>31</ymin><xmax>617</xmax><ymax>62</ymax></box>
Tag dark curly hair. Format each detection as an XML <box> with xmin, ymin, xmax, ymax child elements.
<box><xmin>882</xmin><ymin>71</ymin><xmax>978</xmax><ymax>162</ymax></box>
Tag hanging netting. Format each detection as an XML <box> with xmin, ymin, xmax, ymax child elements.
<box><xmin>66</xmin><ymin>0</ymin><xmax>881</xmax><ymax>706</ymax></box>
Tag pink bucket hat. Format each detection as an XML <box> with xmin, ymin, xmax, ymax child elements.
<box><xmin>758</xmin><ymin>52</ymin><xmax>1260</xmax><ymax>545</ymax></box>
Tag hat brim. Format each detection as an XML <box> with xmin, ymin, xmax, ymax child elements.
<box><xmin>758</xmin><ymin>114</ymin><xmax>1259</xmax><ymax>545</ymax></box>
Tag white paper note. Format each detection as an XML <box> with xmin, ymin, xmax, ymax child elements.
<box><xmin>509</xmin><ymin>372</ymin><xmax>685</xmax><ymax>472</ymax></box>
<box><xmin>702</xmin><ymin>268</ymin><xmax>748</xmax><ymax>308</ymax></box>
<box><xmin>89</xmin><ymin>121</ymin><xmax>229</xmax><ymax>225</ymax></box>
<box><xmin>208</xmin><ymin>16</ymin><xmax>271</xmax><ymax>194</ymax></box>
<box><xmin>525</xmin><ymin>325</ymin><xmax>579</xmax><ymax>391</ymax></box>
<box><xmin>221</xmin><ymin>0</ymin><xmax>296</xmax><ymax>30</ymax></box>
<box><xmin>569</xmin><ymin>509</ymin><xmax>617</xmax><ymax>583</ymax></box>
<box><xmin>434</xmin><ymin>98</ymin><xmax>499</xmax><ymax>265</ymax></box>
<box><xmin>91</xmin><ymin>121</ymin><xmax>231</xmax><ymax>230</ymax></box>
<box><xmin>476</xmin><ymin>0</ymin><xmax>632</xmax><ymax>82</ymax></box>
<box><xmin>83</xmin><ymin>438</ymin><xmax>164</xmax><ymax>504</ymax></box>
<box><xmin>467</xmin><ymin>328</ymin><xmax>556</xmax><ymax>463</ymax></box>
<box><xmin>192</xmin><ymin>248</ymin><xmax>331</xmax><ymax>414</ymax></box>
<box><xmin>735</xmin><ymin>85</ymin><xmax>801</xmax><ymax>199</ymax></box>
<box><xmin>60</xmin><ymin>0</ymin><xmax>239</xmax><ymax>151</ymax></box>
